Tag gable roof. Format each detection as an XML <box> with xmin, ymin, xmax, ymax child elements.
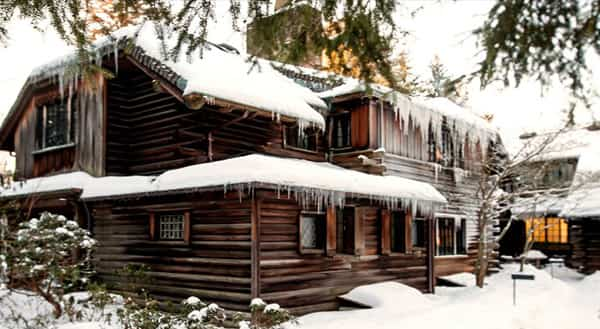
<box><xmin>0</xmin><ymin>23</ymin><xmax>327</xmax><ymax>150</ymax></box>
<box><xmin>1</xmin><ymin>154</ymin><xmax>447</xmax><ymax>211</ymax></box>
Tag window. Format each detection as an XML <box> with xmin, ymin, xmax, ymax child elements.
<box><xmin>436</xmin><ymin>216</ymin><xmax>467</xmax><ymax>256</ymax></box>
<box><xmin>149</xmin><ymin>212</ymin><xmax>190</xmax><ymax>243</ymax></box>
<box><xmin>336</xmin><ymin>207</ymin><xmax>355</xmax><ymax>254</ymax></box>
<box><xmin>411</xmin><ymin>217</ymin><xmax>426</xmax><ymax>249</ymax></box>
<box><xmin>391</xmin><ymin>211</ymin><xmax>406</xmax><ymax>253</ymax></box>
<box><xmin>36</xmin><ymin>98</ymin><xmax>75</xmax><ymax>150</ymax></box>
<box><xmin>526</xmin><ymin>217</ymin><xmax>568</xmax><ymax>243</ymax></box>
<box><xmin>284</xmin><ymin>125</ymin><xmax>318</xmax><ymax>152</ymax></box>
<box><xmin>332</xmin><ymin>112</ymin><xmax>351</xmax><ymax>148</ymax></box>
<box><xmin>299</xmin><ymin>213</ymin><xmax>326</xmax><ymax>252</ymax></box>
<box><xmin>159</xmin><ymin>214</ymin><xmax>185</xmax><ymax>240</ymax></box>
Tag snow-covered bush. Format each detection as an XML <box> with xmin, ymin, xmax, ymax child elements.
<box><xmin>116</xmin><ymin>295</ymin><xmax>294</xmax><ymax>329</ymax></box>
<box><xmin>246</xmin><ymin>298</ymin><xmax>296</xmax><ymax>329</ymax></box>
<box><xmin>1</xmin><ymin>212</ymin><xmax>96</xmax><ymax>318</ymax></box>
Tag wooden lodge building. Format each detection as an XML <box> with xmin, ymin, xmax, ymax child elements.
<box><xmin>0</xmin><ymin>23</ymin><xmax>502</xmax><ymax>313</ymax></box>
<box><xmin>502</xmin><ymin>128</ymin><xmax>600</xmax><ymax>274</ymax></box>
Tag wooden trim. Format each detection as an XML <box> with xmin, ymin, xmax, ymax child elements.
<box><xmin>380</xmin><ymin>209</ymin><xmax>391</xmax><ymax>255</ymax></box>
<box><xmin>149</xmin><ymin>212</ymin><xmax>157</xmax><ymax>241</ymax></box>
<box><xmin>326</xmin><ymin>206</ymin><xmax>337</xmax><ymax>256</ymax></box>
<box><xmin>405</xmin><ymin>210</ymin><xmax>413</xmax><ymax>253</ymax></box>
<box><xmin>427</xmin><ymin>214</ymin><xmax>435</xmax><ymax>293</ymax></box>
<box><xmin>251</xmin><ymin>198</ymin><xmax>261</xmax><ymax>298</ymax></box>
<box><xmin>183</xmin><ymin>211</ymin><xmax>191</xmax><ymax>245</ymax></box>
<box><xmin>354</xmin><ymin>207</ymin><xmax>365</xmax><ymax>255</ymax></box>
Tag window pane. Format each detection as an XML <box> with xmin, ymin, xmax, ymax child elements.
<box><xmin>159</xmin><ymin>214</ymin><xmax>184</xmax><ymax>240</ymax></box>
<box><xmin>456</xmin><ymin>218</ymin><xmax>467</xmax><ymax>254</ymax></box>
<box><xmin>333</xmin><ymin>113</ymin><xmax>351</xmax><ymax>148</ymax></box>
<box><xmin>412</xmin><ymin>218</ymin><xmax>426</xmax><ymax>248</ymax></box>
<box><xmin>45</xmin><ymin>103</ymin><xmax>69</xmax><ymax>147</ymax></box>
<box><xmin>391</xmin><ymin>211</ymin><xmax>405</xmax><ymax>252</ymax></box>
<box><xmin>437</xmin><ymin>217</ymin><xmax>455</xmax><ymax>256</ymax></box>
<box><xmin>301</xmin><ymin>216</ymin><xmax>319</xmax><ymax>249</ymax></box>
<box><xmin>560</xmin><ymin>219</ymin><xmax>568</xmax><ymax>243</ymax></box>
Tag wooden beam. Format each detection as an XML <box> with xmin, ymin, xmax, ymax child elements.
<box><xmin>251</xmin><ymin>198</ymin><xmax>261</xmax><ymax>299</ymax></box>
<box><xmin>381</xmin><ymin>209</ymin><xmax>391</xmax><ymax>255</ymax></box>
<box><xmin>405</xmin><ymin>210</ymin><xmax>413</xmax><ymax>253</ymax></box>
<box><xmin>149</xmin><ymin>212</ymin><xmax>157</xmax><ymax>241</ymax></box>
<box><xmin>125</xmin><ymin>55</ymin><xmax>186</xmax><ymax>104</ymax></box>
<box><xmin>183</xmin><ymin>211</ymin><xmax>191</xmax><ymax>245</ymax></box>
<box><xmin>354</xmin><ymin>207</ymin><xmax>365</xmax><ymax>256</ymax></box>
<box><xmin>326</xmin><ymin>206</ymin><xmax>337</xmax><ymax>256</ymax></box>
<box><xmin>427</xmin><ymin>214</ymin><xmax>435</xmax><ymax>293</ymax></box>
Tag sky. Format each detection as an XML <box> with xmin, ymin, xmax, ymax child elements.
<box><xmin>0</xmin><ymin>0</ymin><xmax>598</xmax><ymax>169</ymax></box>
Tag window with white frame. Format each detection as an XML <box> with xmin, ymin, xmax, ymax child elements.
<box><xmin>436</xmin><ymin>216</ymin><xmax>467</xmax><ymax>256</ymax></box>
<box><xmin>159</xmin><ymin>214</ymin><xmax>185</xmax><ymax>240</ymax></box>
<box><xmin>299</xmin><ymin>213</ymin><xmax>325</xmax><ymax>252</ymax></box>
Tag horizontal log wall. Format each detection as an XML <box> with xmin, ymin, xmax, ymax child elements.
<box><xmin>105</xmin><ymin>61</ymin><xmax>325</xmax><ymax>176</ymax></box>
<box><xmin>91</xmin><ymin>192</ymin><xmax>253</xmax><ymax>311</ymax></box>
<box><xmin>383</xmin><ymin>154</ymin><xmax>481</xmax><ymax>277</ymax></box>
<box><xmin>568</xmin><ymin>219</ymin><xmax>600</xmax><ymax>274</ymax></box>
<box><xmin>256</xmin><ymin>193</ymin><xmax>430</xmax><ymax>315</ymax></box>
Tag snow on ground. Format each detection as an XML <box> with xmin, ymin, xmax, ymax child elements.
<box><xmin>0</xmin><ymin>264</ymin><xmax>598</xmax><ymax>329</ymax></box>
<box><xmin>296</xmin><ymin>264</ymin><xmax>599</xmax><ymax>329</ymax></box>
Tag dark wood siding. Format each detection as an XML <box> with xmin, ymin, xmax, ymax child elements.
<box><xmin>568</xmin><ymin>219</ymin><xmax>600</xmax><ymax>273</ymax></box>
<box><xmin>104</xmin><ymin>61</ymin><xmax>325</xmax><ymax>176</ymax></box>
<box><xmin>91</xmin><ymin>192</ymin><xmax>253</xmax><ymax>311</ymax></box>
<box><xmin>256</xmin><ymin>193</ymin><xmax>431</xmax><ymax>314</ymax></box>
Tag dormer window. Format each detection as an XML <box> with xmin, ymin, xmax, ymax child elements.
<box><xmin>36</xmin><ymin>97</ymin><xmax>75</xmax><ymax>150</ymax></box>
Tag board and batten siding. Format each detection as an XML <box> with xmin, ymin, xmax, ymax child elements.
<box><xmin>13</xmin><ymin>78</ymin><xmax>106</xmax><ymax>179</ymax></box>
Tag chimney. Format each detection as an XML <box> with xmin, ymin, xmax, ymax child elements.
<box><xmin>275</xmin><ymin>0</ymin><xmax>290</xmax><ymax>11</ymax></box>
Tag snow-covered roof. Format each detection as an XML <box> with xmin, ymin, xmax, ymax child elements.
<box><xmin>1</xmin><ymin>154</ymin><xmax>446</xmax><ymax>210</ymax></box>
<box><xmin>521</xmin><ymin>127</ymin><xmax>600</xmax><ymax>162</ymax></box>
<box><xmin>25</xmin><ymin>23</ymin><xmax>326</xmax><ymax>129</ymax></box>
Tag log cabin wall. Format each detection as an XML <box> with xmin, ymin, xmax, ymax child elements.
<box><xmin>90</xmin><ymin>192</ymin><xmax>254</xmax><ymax>311</ymax></box>
<box><xmin>567</xmin><ymin>219</ymin><xmax>600</xmax><ymax>274</ymax></box>
<box><xmin>104</xmin><ymin>60</ymin><xmax>325</xmax><ymax>176</ymax></box>
<box><xmin>327</xmin><ymin>98</ymin><xmax>496</xmax><ymax>278</ymax></box>
<box><xmin>255</xmin><ymin>191</ymin><xmax>432</xmax><ymax>315</ymax></box>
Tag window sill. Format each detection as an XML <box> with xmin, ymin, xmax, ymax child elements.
<box><xmin>283</xmin><ymin>144</ymin><xmax>319</xmax><ymax>154</ymax></box>
<box><xmin>299</xmin><ymin>248</ymin><xmax>325</xmax><ymax>255</ymax></box>
<box><xmin>32</xmin><ymin>143</ymin><xmax>75</xmax><ymax>155</ymax></box>
<box><xmin>435</xmin><ymin>254</ymin><xmax>469</xmax><ymax>259</ymax></box>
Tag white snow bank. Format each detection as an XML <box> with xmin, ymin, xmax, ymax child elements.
<box><xmin>29</xmin><ymin>23</ymin><xmax>326</xmax><ymax>129</ymax></box>
<box><xmin>1</xmin><ymin>154</ymin><xmax>447</xmax><ymax>209</ymax></box>
<box><xmin>523</xmin><ymin>249</ymin><xmax>547</xmax><ymax>260</ymax></box>
<box><xmin>338</xmin><ymin>282</ymin><xmax>432</xmax><ymax>309</ymax></box>
<box><xmin>296</xmin><ymin>264</ymin><xmax>600</xmax><ymax>329</ymax></box>
<box><xmin>438</xmin><ymin>272</ymin><xmax>477</xmax><ymax>287</ymax></box>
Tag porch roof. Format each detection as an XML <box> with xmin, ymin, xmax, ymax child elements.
<box><xmin>1</xmin><ymin>154</ymin><xmax>446</xmax><ymax>210</ymax></box>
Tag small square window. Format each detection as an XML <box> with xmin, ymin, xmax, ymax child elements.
<box><xmin>159</xmin><ymin>214</ymin><xmax>185</xmax><ymax>240</ymax></box>
<box><xmin>299</xmin><ymin>213</ymin><xmax>325</xmax><ymax>252</ymax></box>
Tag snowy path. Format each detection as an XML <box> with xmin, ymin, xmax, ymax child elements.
<box><xmin>296</xmin><ymin>264</ymin><xmax>600</xmax><ymax>329</ymax></box>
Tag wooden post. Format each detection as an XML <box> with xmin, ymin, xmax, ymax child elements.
<box><xmin>354</xmin><ymin>207</ymin><xmax>365</xmax><ymax>255</ymax></box>
<box><xmin>251</xmin><ymin>199</ymin><xmax>261</xmax><ymax>298</ymax></box>
<box><xmin>427</xmin><ymin>214</ymin><xmax>436</xmax><ymax>293</ymax></box>
<box><xmin>326</xmin><ymin>205</ymin><xmax>337</xmax><ymax>256</ymax></box>
<box><xmin>183</xmin><ymin>211</ymin><xmax>191</xmax><ymax>245</ymax></box>
<box><xmin>149</xmin><ymin>212</ymin><xmax>157</xmax><ymax>240</ymax></box>
<box><xmin>405</xmin><ymin>210</ymin><xmax>413</xmax><ymax>253</ymax></box>
<box><xmin>381</xmin><ymin>209</ymin><xmax>391</xmax><ymax>255</ymax></box>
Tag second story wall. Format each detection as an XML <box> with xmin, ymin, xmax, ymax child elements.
<box><xmin>14</xmin><ymin>79</ymin><xmax>106</xmax><ymax>179</ymax></box>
